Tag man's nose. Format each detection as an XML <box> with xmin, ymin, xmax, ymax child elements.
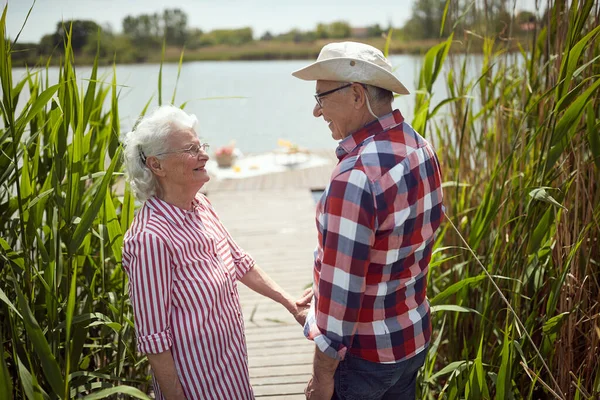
<box><xmin>313</xmin><ymin>103</ymin><xmax>322</xmax><ymax>118</ymax></box>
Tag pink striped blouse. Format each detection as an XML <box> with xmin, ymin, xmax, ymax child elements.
<box><xmin>122</xmin><ymin>194</ymin><xmax>255</xmax><ymax>399</ymax></box>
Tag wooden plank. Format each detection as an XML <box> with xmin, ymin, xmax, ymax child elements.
<box><xmin>249</xmin><ymin>364</ymin><xmax>312</xmax><ymax>379</ymax></box>
<box><xmin>256</xmin><ymin>394</ymin><xmax>306</xmax><ymax>400</ymax></box>
<box><xmin>205</xmin><ymin>161</ymin><xmax>335</xmax><ymax>397</ymax></box>
<box><xmin>253</xmin><ymin>383</ymin><xmax>306</xmax><ymax>396</ymax></box>
<box><xmin>251</xmin><ymin>374</ymin><xmax>311</xmax><ymax>387</ymax></box>
<box><xmin>247</xmin><ymin>344</ymin><xmax>313</xmax><ymax>358</ymax></box>
<box><xmin>246</xmin><ymin>338</ymin><xmax>310</xmax><ymax>351</ymax></box>
<box><xmin>248</xmin><ymin>352</ymin><xmax>313</xmax><ymax>368</ymax></box>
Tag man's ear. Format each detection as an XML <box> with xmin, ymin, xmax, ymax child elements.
<box><xmin>352</xmin><ymin>84</ymin><xmax>366</xmax><ymax>109</ymax></box>
<box><xmin>147</xmin><ymin>156</ymin><xmax>166</xmax><ymax>177</ymax></box>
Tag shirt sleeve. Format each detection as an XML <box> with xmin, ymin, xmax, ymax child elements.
<box><xmin>123</xmin><ymin>231</ymin><xmax>173</xmax><ymax>354</ymax></box>
<box><xmin>225</xmin><ymin>226</ymin><xmax>255</xmax><ymax>280</ymax></box>
<box><xmin>305</xmin><ymin>169</ymin><xmax>376</xmax><ymax>360</ymax></box>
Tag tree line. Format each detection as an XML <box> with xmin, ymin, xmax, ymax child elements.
<box><xmin>10</xmin><ymin>1</ymin><xmax>537</xmax><ymax>65</ymax></box>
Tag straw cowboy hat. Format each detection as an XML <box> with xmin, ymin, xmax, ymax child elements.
<box><xmin>292</xmin><ymin>41</ymin><xmax>409</xmax><ymax>95</ymax></box>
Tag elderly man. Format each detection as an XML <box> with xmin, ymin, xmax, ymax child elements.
<box><xmin>292</xmin><ymin>42</ymin><xmax>444</xmax><ymax>400</ymax></box>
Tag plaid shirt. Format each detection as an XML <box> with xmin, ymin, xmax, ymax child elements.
<box><xmin>304</xmin><ymin>109</ymin><xmax>443</xmax><ymax>363</ymax></box>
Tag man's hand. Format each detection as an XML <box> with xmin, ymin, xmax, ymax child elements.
<box><xmin>304</xmin><ymin>374</ymin><xmax>334</xmax><ymax>400</ymax></box>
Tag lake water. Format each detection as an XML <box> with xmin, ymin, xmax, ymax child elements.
<box><xmin>11</xmin><ymin>56</ymin><xmax>453</xmax><ymax>154</ymax></box>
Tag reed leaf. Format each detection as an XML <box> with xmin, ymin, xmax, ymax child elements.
<box><xmin>81</xmin><ymin>386</ymin><xmax>152</xmax><ymax>400</ymax></box>
<box><xmin>496</xmin><ymin>320</ymin><xmax>513</xmax><ymax>400</ymax></box>
<box><xmin>17</xmin><ymin>355</ymin><xmax>46</xmax><ymax>400</ymax></box>
<box><xmin>69</xmin><ymin>146</ymin><xmax>122</xmax><ymax>255</ymax></box>
<box><xmin>171</xmin><ymin>47</ymin><xmax>185</xmax><ymax>105</ymax></box>
<box><xmin>14</xmin><ymin>84</ymin><xmax>59</xmax><ymax>133</ymax></box>
<box><xmin>12</xmin><ymin>272</ymin><xmax>64</xmax><ymax>397</ymax></box>
<box><xmin>546</xmin><ymin>78</ymin><xmax>600</xmax><ymax>170</ymax></box>
<box><xmin>0</xmin><ymin>330</ymin><xmax>12</xmax><ymax>399</ymax></box>
<box><xmin>430</xmin><ymin>274</ymin><xmax>487</xmax><ymax>306</ymax></box>
<box><xmin>587</xmin><ymin>102</ymin><xmax>600</xmax><ymax>169</ymax></box>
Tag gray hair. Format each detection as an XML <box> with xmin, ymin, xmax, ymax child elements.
<box><xmin>365</xmin><ymin>84</ymin><xmax>394</xmax><ymax>106</ymax></box>
<box><xmin>121</xmin><ymin>105</ymin><xmax>199</xmax><ymax>201</ymax></box>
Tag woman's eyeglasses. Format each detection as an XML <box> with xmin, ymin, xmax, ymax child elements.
<box><xmin>139</xmin><ymin>143</ymin><xmax>210</xmax><ymax>165</ymax></box>
<box><xmin>155</xmin><ymin>143</ymin><xmax>210</xmax><ymax>157</ymax></box>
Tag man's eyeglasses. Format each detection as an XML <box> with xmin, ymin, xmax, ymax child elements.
<box><xmin>314</xmin><ymin>83</ymin><xmax>353</xmax><ymax>107</ymax></box>
<box><xmin>140</xmin><ymin>143</ymin><xmax>210</xmax><ymax>165</ymax></box>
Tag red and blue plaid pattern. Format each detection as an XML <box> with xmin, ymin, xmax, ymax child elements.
<box><xmin>304</xmin><ymin>109</ymin><xmax>444</xmax><ymax>363</ymax></box>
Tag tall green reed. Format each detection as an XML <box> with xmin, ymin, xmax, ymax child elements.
<box><xmin>416</xmin><ymin>0</ymin><xmax>599</xmax><ymax>398</ymax></box>
<box><xmin>0</xmin><ymin>6</ymin><xmax>174</xmax><ymax>398</ymax></box>
<box><xmin>1</xmin><ymin>0</ymin><xmax>598</xmax><ymax>398</ymax></box>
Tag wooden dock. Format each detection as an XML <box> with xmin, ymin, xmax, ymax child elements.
<box><xmin>205</xmin><ymin>150</ymin><xmax>336</xmax><ymax>399</ymax></box>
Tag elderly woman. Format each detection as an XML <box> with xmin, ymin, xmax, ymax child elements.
<box><xmin>121</xmin><ymin>105</ymin><xmax>305</xmax><ymax>399</ymax></box>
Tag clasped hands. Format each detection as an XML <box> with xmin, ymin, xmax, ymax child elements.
<box><xmin>292</xmin><ymin>287</ymin><xmax>313</xmax><ymax>326</ymax></box>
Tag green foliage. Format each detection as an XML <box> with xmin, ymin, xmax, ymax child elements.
<box><xmin>417</xmin><ymin>0</ymin><xmax>600</xmax><ymax>398</ymax></box>
<box><xmin>404</xmin><ymin>0</ymin><xmax>449</xmax><ymax>39</ymax></box>
<box><xmin>2</xmin><ymin>0</ymin><xmax>598</xmax><ymax>398</ymax></box>
<box><xmin>55</xmin><ymin>20</ymin><xmax>100</xmax><ymax>52</ymax></box>
<box><xmin>122</xmin><ymin>8</ymin><xmax>188</xmax><ymax>47</ymax></box>
<box><xmin>0</xmin><ymin>5</ymin><xmax>151</xmax><ymax>397</ymax></box>
<box><xmin>198</xmin><ymin>27</ymin><xmax>254</xmax><ymax>46</ymax></box>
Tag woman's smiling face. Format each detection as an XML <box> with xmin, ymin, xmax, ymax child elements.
<box><xmin>157</xmin><ymin>128</ymin><xmax>211</xmax><ymax>189</ymax></box>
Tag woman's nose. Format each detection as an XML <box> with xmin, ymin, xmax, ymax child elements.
<box><xmin>198</xmin><ymin>148</ymin><xmax>209</xmax><ymax>160</ymax></box>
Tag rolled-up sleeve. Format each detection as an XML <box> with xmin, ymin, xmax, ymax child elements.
<box><xmin>225</xmin><ymin>229</ymin><xmax>255</xmax><ymax>280</ymax></box>
<box><xmin>305</xmin><ymin>169</ymin><xmax>376</xmax><ymax>360</ymax></box>
<box><xmin>123</xmin><ymin>232</ymin><xmax>173</xmax><ymax>354</ymax></box>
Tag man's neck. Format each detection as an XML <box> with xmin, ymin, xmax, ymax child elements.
<box><xmin>360</xmin><ymin>105</ymin><xmax>393</xmax><ymax>129</ymax></box>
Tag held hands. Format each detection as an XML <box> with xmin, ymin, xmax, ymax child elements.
<box><xmin>292</xmin><ymin>288</ymin><xmax>313</xmax><ymax>326</ymax></box>
<box><xmin>296</xmin><ymin>288</ymin><xmax>313</xmax><ymax>307</ymax></box>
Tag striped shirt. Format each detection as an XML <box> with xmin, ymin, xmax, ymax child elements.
<box><xmin>122</xmin><ymin>194</ymin><xmax>255</xmax><ymax>399</ymax></box>
<box><xmin>304</xmin><ymin>109</ymin><xmax>444</xmax><ymax>363</ymax></box>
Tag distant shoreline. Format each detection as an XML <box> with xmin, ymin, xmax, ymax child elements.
<box><xmin>12</xmin><ymin>37</ymin><xmax>530</xmax><ymax>68</ymax></box>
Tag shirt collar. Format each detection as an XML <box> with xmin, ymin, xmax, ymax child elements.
<box><xmin>146</xmin><ymin>196</ymin><xmax>201</xmax><ymax>226</ymax></box>
<box><xmin>335</xmin><ymin>109</ymin><xmax>404</xmax><ymax>160</ymax></box>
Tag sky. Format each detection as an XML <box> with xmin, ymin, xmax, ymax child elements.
<box><xmin>5</xmin><ymin>0</ymin><xmax>540</xmax><ymax>43</ymax></box>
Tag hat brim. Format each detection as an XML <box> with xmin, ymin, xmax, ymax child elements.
<box><xmin>292</xmin><ymin>57</ymin><xmax>410</xmax><ymax>95</ymax></box>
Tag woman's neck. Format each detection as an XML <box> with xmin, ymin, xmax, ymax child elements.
<box><xmin>156</xmin><ymin>185</ymin><xmax>197</xmax><ymax>211</ymax></box>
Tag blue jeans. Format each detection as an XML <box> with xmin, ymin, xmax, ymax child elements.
<box><xmin>332</xmin><ymin>350</ymin><xmax>427</xmax><ymax>400</ymax></box>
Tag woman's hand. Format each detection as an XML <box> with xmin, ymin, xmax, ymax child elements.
<box><xmin>292</xmin><ymin>303</ymin><xmax>310</xmax><ymax>326</ymax></box>
<box><xmin>296</xmin><ymin>288</ymin><xmax>313</xmax><ymax>307</ymax></box>
<box><xmin>240</xmin><ymin>265</ymin><xmax>311</xmax><ymax>326</ymax></box>
<box><xmin>147</xmin><ymin>350</ymin><xmax>187</xmax><ymax>400</ymax></box>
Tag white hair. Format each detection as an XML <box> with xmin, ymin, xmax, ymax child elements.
<box><xmin>121</xmin><ymin>105</ymin><xmax>199</xmax><ymax>201</ymax></box>
<box><xmin>365</xmin><ymin>84</ymin><xmax>394</xmax><ymax>105</ymax></box>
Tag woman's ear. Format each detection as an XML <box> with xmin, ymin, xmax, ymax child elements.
<box><xmin>147</xmin><ymin>156</ymin><xmax>166</xmax><ymax>177</ymax></box>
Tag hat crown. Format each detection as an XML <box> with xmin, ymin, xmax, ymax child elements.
<box><xmin>317</xmin><ymin>42</ymin><xmax>393</xmax><ymax>73</ymax></box>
